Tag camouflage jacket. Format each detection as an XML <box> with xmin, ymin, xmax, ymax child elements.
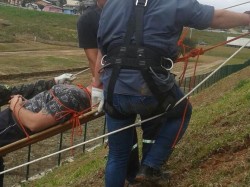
<box><xmin>0</xmin><ymin>79</ymin><xmax>56</xmax><ymax>106</ymax></box>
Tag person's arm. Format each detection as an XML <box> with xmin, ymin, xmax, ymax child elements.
<box><xmin>0</xmin><ymin>74</ymin><xmax>75</xmax><ymax>107</ymax></box>
<box><xmin>77</xmin><ymin>8</ymin><xmax>100</xmax><ymax>79</ymax></box>
<box><xmin>9</xmin><ymin>95</ymin><xmax>56</xmax><ymax>132</ymax></box>
<box><xmin>93</xmin><ymin>49</ymin><xmax>103</xmax><ymax>88</ymax></box>
<box><xmin>90</xmin><ymin>50</ymin><xmax>104</xmax><ymax>112</ymax></box>
<box><xmin>211</xmin><ymin>10</ymin><xmax>250</xmax><ymax>29</ymax></box>
<box><xmin>84</xmin><ymin>48</ymin><xmax>98</xmax><ymax>77</ymax></box>
<box><xmin>0</xmin><ymin>80</ymin><xmax>55</xmax><ymax>107</ymax></box>
<box><xmin>11</xmin><ymin>79</ymin><xmax>56</xmax><ymax>99</ymax></box>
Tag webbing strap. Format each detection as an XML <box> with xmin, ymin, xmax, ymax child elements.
<box><xmin>135</xmin><ymin>0</ymin><xmax>147</xmax><ymax>46</ymax></box>
<box><xmin>105</xmin><ymin>0</ymin><xmax>174</xmax><ymax>117</ymax></box>
<box><xmin>107</xmin><ymin>64</ymin><xmax>121</xmax><ymax>106</ymax></box>
<box><xmin>106</xmin><ymin>0</ymin><xmax>148</xmax><ymax>108</ymax></box>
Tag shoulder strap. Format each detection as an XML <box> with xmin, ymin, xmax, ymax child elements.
<box><xmin>106</xmin><ymin>0</ymin><xmax>148</xmax><ymax>107</ymax></box>
<box><xmin>135</xmin><ymin>0</ymin><xmax>148</xmax><ymax>46</ymax></box>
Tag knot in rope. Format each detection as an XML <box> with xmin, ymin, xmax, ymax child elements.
<box><xmin>189</xmin><ymin>48</ymin><xmax>204</xmax><ymax>58</ymax></box>
<box><xmin>49</xmin><ymin>88</ymin><xmax>91</xmax><ymax>153</ymax></box>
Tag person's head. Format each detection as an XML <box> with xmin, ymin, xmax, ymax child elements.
<box><xmin>97</xmin><ymin>0</ymin><xmax>106</xmax><ymax>8</ymax></box>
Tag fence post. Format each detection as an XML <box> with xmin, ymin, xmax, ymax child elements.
<box><xmin>83</xmin><ymin>123</ymin><xmax>88</xmax><ymax>153</ymax></box>
<box><xmin>102</xmin><ymin>117</ymin><xmax>106</xmax><ymax>144</ymax></box>
<box><xmin>26</xmin><ymin>145</ymin><xmax>32</xmax><ymax>180</ymax></box>
<box><xmin>57</xmin><ymin>133</ymin><xmax>63</xmax><ymax>166</ymax></box>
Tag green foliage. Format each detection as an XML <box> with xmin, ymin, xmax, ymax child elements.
<box><xmin>21</xmin><ymin>148</ymin><xmax>106</xmax><ymax>187</ymax></box>
<box><xmin>168</xmin><ymin>74</ymin><xmax>250</xmax><ymax>185</ymax></box>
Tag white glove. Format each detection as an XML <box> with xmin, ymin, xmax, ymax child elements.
<box><xmin>54</xmin><ymin>73</ymin><xmax>76</xmax><ymax>84</ymax></box>
<box><xmin>91</xmin><ymin>87</ymin><xmax>104</xmax><ymax>113</ymax></box>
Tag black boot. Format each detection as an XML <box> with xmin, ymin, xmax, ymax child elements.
<box><xmin>135</xmin><ymin>165</ymin><xmax>162</xmax><ymax>182</ymax></box>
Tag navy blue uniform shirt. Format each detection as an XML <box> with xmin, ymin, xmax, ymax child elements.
<box><xmin>98</xmin><ymin>0</ymin><xmax>214</xmax><ymax>96</ymax></box>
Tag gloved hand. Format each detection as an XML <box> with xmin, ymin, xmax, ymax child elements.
<box><xmin>54</xmin><ymin>73</ymin><xmax>76</xmax><ymax>84</ymax></box>
<box><xmin>91</xmin><ymin>87</ymin><xmax>104</xmax><ymax>113</ymax></box>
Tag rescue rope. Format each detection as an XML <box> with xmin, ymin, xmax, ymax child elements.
<box><xmin>176</xmin><ymin>39</ymin><xmax>250</xmax><ymax>105</ymax></box>
<box><xmin>1</xmin><ymin>40</ymin><xmax>249</xmax><ymax>176</ymax></box>
<box><xmin>174</xmin><ymin>3</ymin><xmax>250</xmax><ymax>144</ymax></box>
<box><xmin>48</xmin><ymin>86</ymin><xmax>91</xmax><ymax>152</ymax></box>
<box><xmin>176</xmin><ymin>32</ymin><xmax>250</xmax><ymax>63</ymax></box>
<box><xmin>12</xmin><ymin>85</ymin><xmax>92</xmax><ymax>154</ymax></box>
<box><xmin>73</xmin><ymin>67</ymin><xmax>90</xmax><ymax>77</ymax></box>
<box><xmin>224</xmin><ymin>1</ymin><xmax>250</xmax><ymax>10</ymax></box>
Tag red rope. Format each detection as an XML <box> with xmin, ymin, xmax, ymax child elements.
<box><xmin>203</xmin><ymin>32</ymin><xmax>250</xmax><ymax>53</ymax></box>
<box><xmin>12</xmin><ymin>85</ymin><xmax>92</xmax><ymax>155</ymax></box>
<box><xmin>170</xmin><ymin>31</ymin><xmax>249</xmax><ymax>148</ymax></box>
<box><xmin>171</xmin><ymin>29</ymin><xmax>207</xmax><ymax>148</ymax></box>
<box><xmin>176</xmin><ymin>32</ymin><xmax>250</xmax><ymax>63</ymax></box>
<box><xmin>49</xmin><ymin>86</ymin><xmax>92</xmax><ymax>153</ymax></box>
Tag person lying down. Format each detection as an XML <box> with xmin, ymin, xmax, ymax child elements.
<box><xmin>0</xmin><ymin>76</ymin><xmax>91</xmax><ymax>187</ymax></box>
<box><xmin>0</xmin><ymin>83</ymin><xmax>91</xmax><ymax>147</ymax></box>
<box><xmin>0</xmin><ymin>73</ymin><xmax>92</xmax><ymax>147</ymax></box>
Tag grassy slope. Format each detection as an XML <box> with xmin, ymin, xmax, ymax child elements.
<box><xmin>0</xmin><ymin>5</ymin><xmax>78</xmax><ymax>43</ymax></box>
<box><xmin>169</xmin><ymin>66</ymin><xmax>250</xmax><ymax>186</ymax></box>
<box><xmin>0</xmin><ymin>6</ymin><xmax>87</xmax><ymax>77</ymax></box>
<box><xmin>20</xmin><ymin>67</ymin><xmax>250</xmax><ymax>187</ymax></box>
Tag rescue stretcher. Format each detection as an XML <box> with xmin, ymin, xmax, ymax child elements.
<box><xmin>0</xmin><ymin>109</ymin><xmax>104</xmax><ymax>156</ymax></box>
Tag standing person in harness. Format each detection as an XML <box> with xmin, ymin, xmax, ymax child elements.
<box><xmin>92</xmin><ymin>0</ymin><xmax>250</xmax><ymax>186</ymax></box>
<box><xmin>77</xmin><ymin>0</ymin><xmax>150</xmax><ymax>184</ymax></box>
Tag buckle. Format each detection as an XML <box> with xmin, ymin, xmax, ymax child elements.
<box><xmin>161</xmin><ymin>57</ymin><xmax>173</xmax><ymax>71</ymax></box>
<box><xmin>101</xmin><ymin>55</ymin><xmax>107</xmax><ymax>66</ymax></box>
<box><xmin>137</xmin><ymin>48</ymin><xmax>145</xmax><ymax>58</ymax></box>
<box><xmin>135</xmin><ymin>0</ymin><xmax>148</xmax><ymax>6</ymax></box>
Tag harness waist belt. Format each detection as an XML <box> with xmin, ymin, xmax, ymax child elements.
<box><xmin>106</xmin><ymin>46</ymin><xmax>174</xmax><ymax>70</ymax></box>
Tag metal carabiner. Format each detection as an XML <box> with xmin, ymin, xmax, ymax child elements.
<box><xmin>161</xmin><ymin>57</ymin><xmax>174</xmax><ymax>71</ymax></box>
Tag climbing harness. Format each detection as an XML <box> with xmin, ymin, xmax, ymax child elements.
<box><xmin>103</xmin><ymin>0</ymin><xmax>179</xmax><ymax>119</ymax></box>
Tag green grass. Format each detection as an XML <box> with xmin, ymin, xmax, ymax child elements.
<box><xmin>0</xmin><ymin>55</ymin><xmax>87</xmax><ymax>74</ymax></box>
<box><xmin>0</xmin><ymin>42</ymin><xmax>76</xmax><ymax>52</ymax></box>
<box><xmin>167</xmin><ymin>72</ymin><xmax>250</xmax><ymax>186</ymax></box>
<box><xmin>0</xmin><ymin>5</ymin><xmax>78</xmax><ymax>43</ymax></box>
<box><xmin>21</xmin><ymin>148</ymin><xmax>107</xmax><ymax>187</ymax></box>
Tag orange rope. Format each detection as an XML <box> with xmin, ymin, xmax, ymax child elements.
<box><xmin>49</xmin><ymin>86</ymin><xmax>92</xmax><ymax>153</ymax></box>
<box><xmin>12</xmin><ymin>84</ymin><xmax>92</xmax><ymax>151</ymax></box>
<box><xmin>171</xmin><ymin>50</ymin><xmax>201</xmax><ymax>148</ymax></box>
<box><xmin>177</xmin><ymin>27</ymin><xmax>189</xmax><ymax>47</ymax></box>
<box><xmin>176</xmin><ymin>32</ymin><xmax>250</xmax><ymax>63</ymax></box>
<box><xmin>171</xmin><ymin>31</ymin><xmax>250</xmax><ymax>148</ymax></box>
